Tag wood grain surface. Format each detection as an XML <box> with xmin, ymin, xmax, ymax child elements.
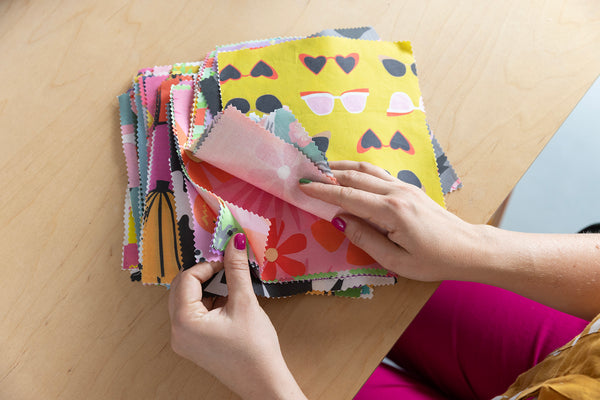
<box><xmin>1</xmin><ymin>1</ymin><xmax>599</xmax><ymax>399</ymax></box>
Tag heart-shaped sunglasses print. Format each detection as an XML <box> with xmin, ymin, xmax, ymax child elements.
<box><xmin>219</xmin><ymin>60</ymin><xmax>278</xmax><ymax>82</ymax></box>
<box><xmin>300</xmin><ymin>88</ymin><xmax>369</xmax><ymax>116</ymax></box>
<box><xmin>379</xmin><ymin>56</ymin><xmax>418</xmax><ymax>77</ymax></box>
<box><xmin>357</xmin><ymin>129</ymin><xmax>414</xmax><ymax>154</ymax></box>
<box><xmin>299</xmin><ymin>53</ymin><xmax>359</xmax><ymax>74</ymax></box>
<box><xmin>311</xmin><ymin>130</ymin><xmax>331</xmax><ymax>154</ymax></box>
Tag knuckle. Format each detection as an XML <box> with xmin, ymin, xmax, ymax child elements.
<box><xmin>403</xmin><ymin>182</ymin><xmax>421</xmax><ymax>196</ymax></box>
<box><xmin>383</xmin><ymin>195</ymin><xmax>405</xmax><ymax>212</ymax></box>
<box><xmin>177</xmin><ymin>268</ymin><xmax>193</xmax><ymax>281</ymax></box>
<box><xmin>338</xmin><ymin>186</ymin><xmax>355</xmax><ymax>208</ymax></box>
<box><xmin>395</xmin><ymin>178</ymin><xmax>420</xmax><ymax>195</ymax></box>
<box><xmin>227</xmin><ymin>259</ymin><xmax>249</xmax><ymax>273</ymax></box>
<box><xmin>356</xmin><ymin>161</ymin><xmax>370</xmax><ymax>173</ymax></box>
<box><xmin>346</xmin><ymin>225</ymin><xmax>365</xmax><ymax>247</ymax></box>
<box><xmin>345</xmin><ymin>169</ymin><xmax>361</xmax><ymax>181</ymax></box>
<box><xmin>171</xmin><ymin>269</ymin><xmax>192</xmax><ymax>290</ymax></box>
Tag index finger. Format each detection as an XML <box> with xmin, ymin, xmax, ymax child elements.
<box><xmin>329</xmin><ymin>160</ymin><xmax>397</xmax><ymax>182</ymax></box>
<box><xmin>299</xmin><ymin>181</ymin><xmax>392</xmax><ymax>229</ymax></box>
<box><xmin>168</xmin><ymin>262</ymin><xmax>223</xmax><ymax>318</ymax></box>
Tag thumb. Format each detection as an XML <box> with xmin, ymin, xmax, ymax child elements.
<box><xmin>224</xmin><ymin>233</ymin><xmax>255</xmax><ymax>307</ymax></box>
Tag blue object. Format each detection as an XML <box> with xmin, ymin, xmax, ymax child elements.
<box><xmin>500</xmin><ymin>75</ymin><xmax>600</xmax><ymax>233</ymax></box>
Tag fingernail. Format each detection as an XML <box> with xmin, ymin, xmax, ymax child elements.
<box><xmin>331</xmin><ymin>217</ymin><xmax>346</xmax><ymax>232</ymax></box>
<box><xmin>299</xmin><ymin>178</ymin><xmax>312</xmax><ymax>184</ymax></box>
<box><xmin>234</xmin><ymin>233</ymin><xmax>246</xmax><ymax>250</ymax></box>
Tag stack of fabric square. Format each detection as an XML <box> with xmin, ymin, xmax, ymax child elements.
<box><xmin>118</xmin><ymin>27</ymin><xmax>461</xmax><ymax>298</ymax></box>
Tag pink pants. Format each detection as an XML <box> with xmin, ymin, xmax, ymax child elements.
<box><xmin>355</xmin><ymin>281</ymin><xmax>588</xmax><ymax>400</ymax></box>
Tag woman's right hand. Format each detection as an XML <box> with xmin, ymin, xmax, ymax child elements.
<box><xmin>302</xmin><ymin>160</ymin><xmax>600</xmax><ymax>320</ymax></box>
<box><xmin>299</xmin><ymin>161</ymin><xmax>492</xmax><ymax>282</ymax></box>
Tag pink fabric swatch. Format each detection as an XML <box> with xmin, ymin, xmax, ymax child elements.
<box><xmin>192</xmin><ymin>106</ymin><xmax>341</xmax><ymax>221</ymax></box>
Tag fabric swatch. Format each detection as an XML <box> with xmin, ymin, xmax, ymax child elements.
<box><xmin>217</xmin><ymin>36</ymin><xmax>446</xmax><ymax>207</ymax></box>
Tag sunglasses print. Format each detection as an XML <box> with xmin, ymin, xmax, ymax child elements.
<box><xmin>299</xmin><ymin>53</ymin><xmax>359</xmax><ymax>74</ymax></box>
<box><xmin>397</xmin><ymin>170</ymin><xmax>422</xmax><ymax>188</ymax></box>
<box><xmin>311</xmin><ymin>130</ymin><xmax>331</xmax><ymax>154</ymax></box>
<box><xmin>379</xmin><ymin>55</ymin><xmax>418</xmax><ymax>77</ymax></box>
<box><xmin>224</xmin><ymin>94</ymin><xmax>283</xmax><ymax>114</ymax></box>
<box><xmin>300</xmin><ymin>88</ymin><xmax>369</xmax><ymax>116</ymax></box>
<box><xmin>357</xmin><ymin>129</ymin><xmax>415</xmax><ymax>154</ymax></box>
<box><xmin>219</xmin><ymin>60</ymin><xmax>278</xmax><ymax>82</ymax></box>
<box><xmin>387</xmin><ymin>92</ymin><xmax>425</xmax><ymax>116</ymax></box>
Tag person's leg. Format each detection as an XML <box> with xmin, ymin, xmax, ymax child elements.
<box><xmin>354</xmin><ymin>363</ymin><xmax>449</xmax><ymax>400</ymax></box>
<box><xmin>387</xmin><ymin>280</ymin><xmax>589</xmax><ymax>399</ymax></box>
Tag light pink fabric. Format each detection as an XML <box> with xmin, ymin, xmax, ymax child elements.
<box><xmin>192</xmin><ymin>106</ymin><xmax>341</xmax><ymax>221</ymax></box>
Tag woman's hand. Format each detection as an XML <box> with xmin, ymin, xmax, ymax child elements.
<box><xmin>301</xmin><ymin>160</ymin><xmax>600</xmax><ymax>320</ymax></box>
<box><xmin>169</xmin><ymin>233</ymin><xmax>306</xmax><ymax>400</ymax></box>
<box><xmin>300</xmin><ymin>160</ymin><xmax>490</xmax><ymax>282</ymax></box>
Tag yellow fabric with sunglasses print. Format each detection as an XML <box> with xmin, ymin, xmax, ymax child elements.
<box><xmin>218</xmin><ymin>36</ymin><xmax>445</xmax><ymax>207</ymax></box>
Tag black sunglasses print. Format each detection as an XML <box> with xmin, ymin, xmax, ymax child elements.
<box><xmin>379</xmin><ymin>55</ymin><xmax>418</xmax><ymax>77</ymax></box>
<box><xmin>225</xmin><ymin>94</ymin><xmax>283</xmax><ymax>114</ymax></box>
<box><xmin>396</xmin><ymin>170</ymin><xmax>422</xmax><ymax>188</ymax></box>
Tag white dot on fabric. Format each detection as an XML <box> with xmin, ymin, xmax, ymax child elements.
<box><xmin>277</xmin><ymin>165</ymin><xmax>291</xmax><ymax>180</ymax></box>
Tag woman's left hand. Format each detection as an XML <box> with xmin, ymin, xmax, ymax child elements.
<box><xmin>169</xmin><ymin>233</ymin><xmax>306</xmax><ymax>400</ymax></box>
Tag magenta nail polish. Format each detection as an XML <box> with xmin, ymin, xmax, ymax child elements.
<box><xmin>331</xmin><ymin>217</ymin><xmax>346</xmax><ymax>232</ymax></box>
<box><xmin>234</xmin><ymin>233</ymin><xmax>246</xmax><ymax>250</ymax></box>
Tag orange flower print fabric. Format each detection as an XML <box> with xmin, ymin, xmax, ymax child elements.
<box><xmin>262</xmin><ymin>219</ymin><xmax>307</xmax><ymax>281</ymax></box>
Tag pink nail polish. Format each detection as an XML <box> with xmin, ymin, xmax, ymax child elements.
<box><xmin>234</xmin><ymin>233</ymin><xmax>246</xmax><ymax>250</ymax></box>
<box><xmin>331</xmin><ymin>217</ymin><xmax>346</xmax><ymax>232</ymax></box>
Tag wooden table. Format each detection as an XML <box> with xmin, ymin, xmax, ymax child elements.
<box><xmin>1</xmin><ymin>1</ymin><xmax>599</xmax><ymax>398</ymax></box>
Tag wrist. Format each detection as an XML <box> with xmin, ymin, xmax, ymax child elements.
<box><xmin>261</xmin><ymin>368</ymin><xmax>306</xmax><ymax>400</ymax></box>
<box><xmin>455</xmin><ymin>224</ymin><xmax>535</xmax><ymax>288</ymax></box>
<box><xmin>232</xmin><ymin>356</ymin><xmax>306</xmax><ymax>400</ymax></box>
<box><xmin>450</xmin><ymin>224</ymin><xmax>509</xmax><ymax>283</ymax></box>
<box><xmin>243</xmin><ymin>372</ymin><xmax>306</xmax><ymax>400</ymax></box>
<box><xmin>262</xmin><ymin>358</ymin><xmax>306</xmax><ymax>400</ymax></box>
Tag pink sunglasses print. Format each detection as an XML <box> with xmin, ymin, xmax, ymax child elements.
<box><xmin>386</xmin><ymin>92</ymin><xmax>425</xmax><ymax>116</ymax></box>
<box><xmin>300</xmin><ymin>88</ymin><xmax>369</xmax><ymax>116</ymax></box>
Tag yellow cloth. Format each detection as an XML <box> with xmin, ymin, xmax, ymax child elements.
<box><xmin>497</xmin><ymin>313</ymin><xmax>600</xmax><ymax>400</ymax></box>
<box><xmin>218</xmin><ymin>37</ymin><xmax>445</xmax><ymax>207</ymax></box>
